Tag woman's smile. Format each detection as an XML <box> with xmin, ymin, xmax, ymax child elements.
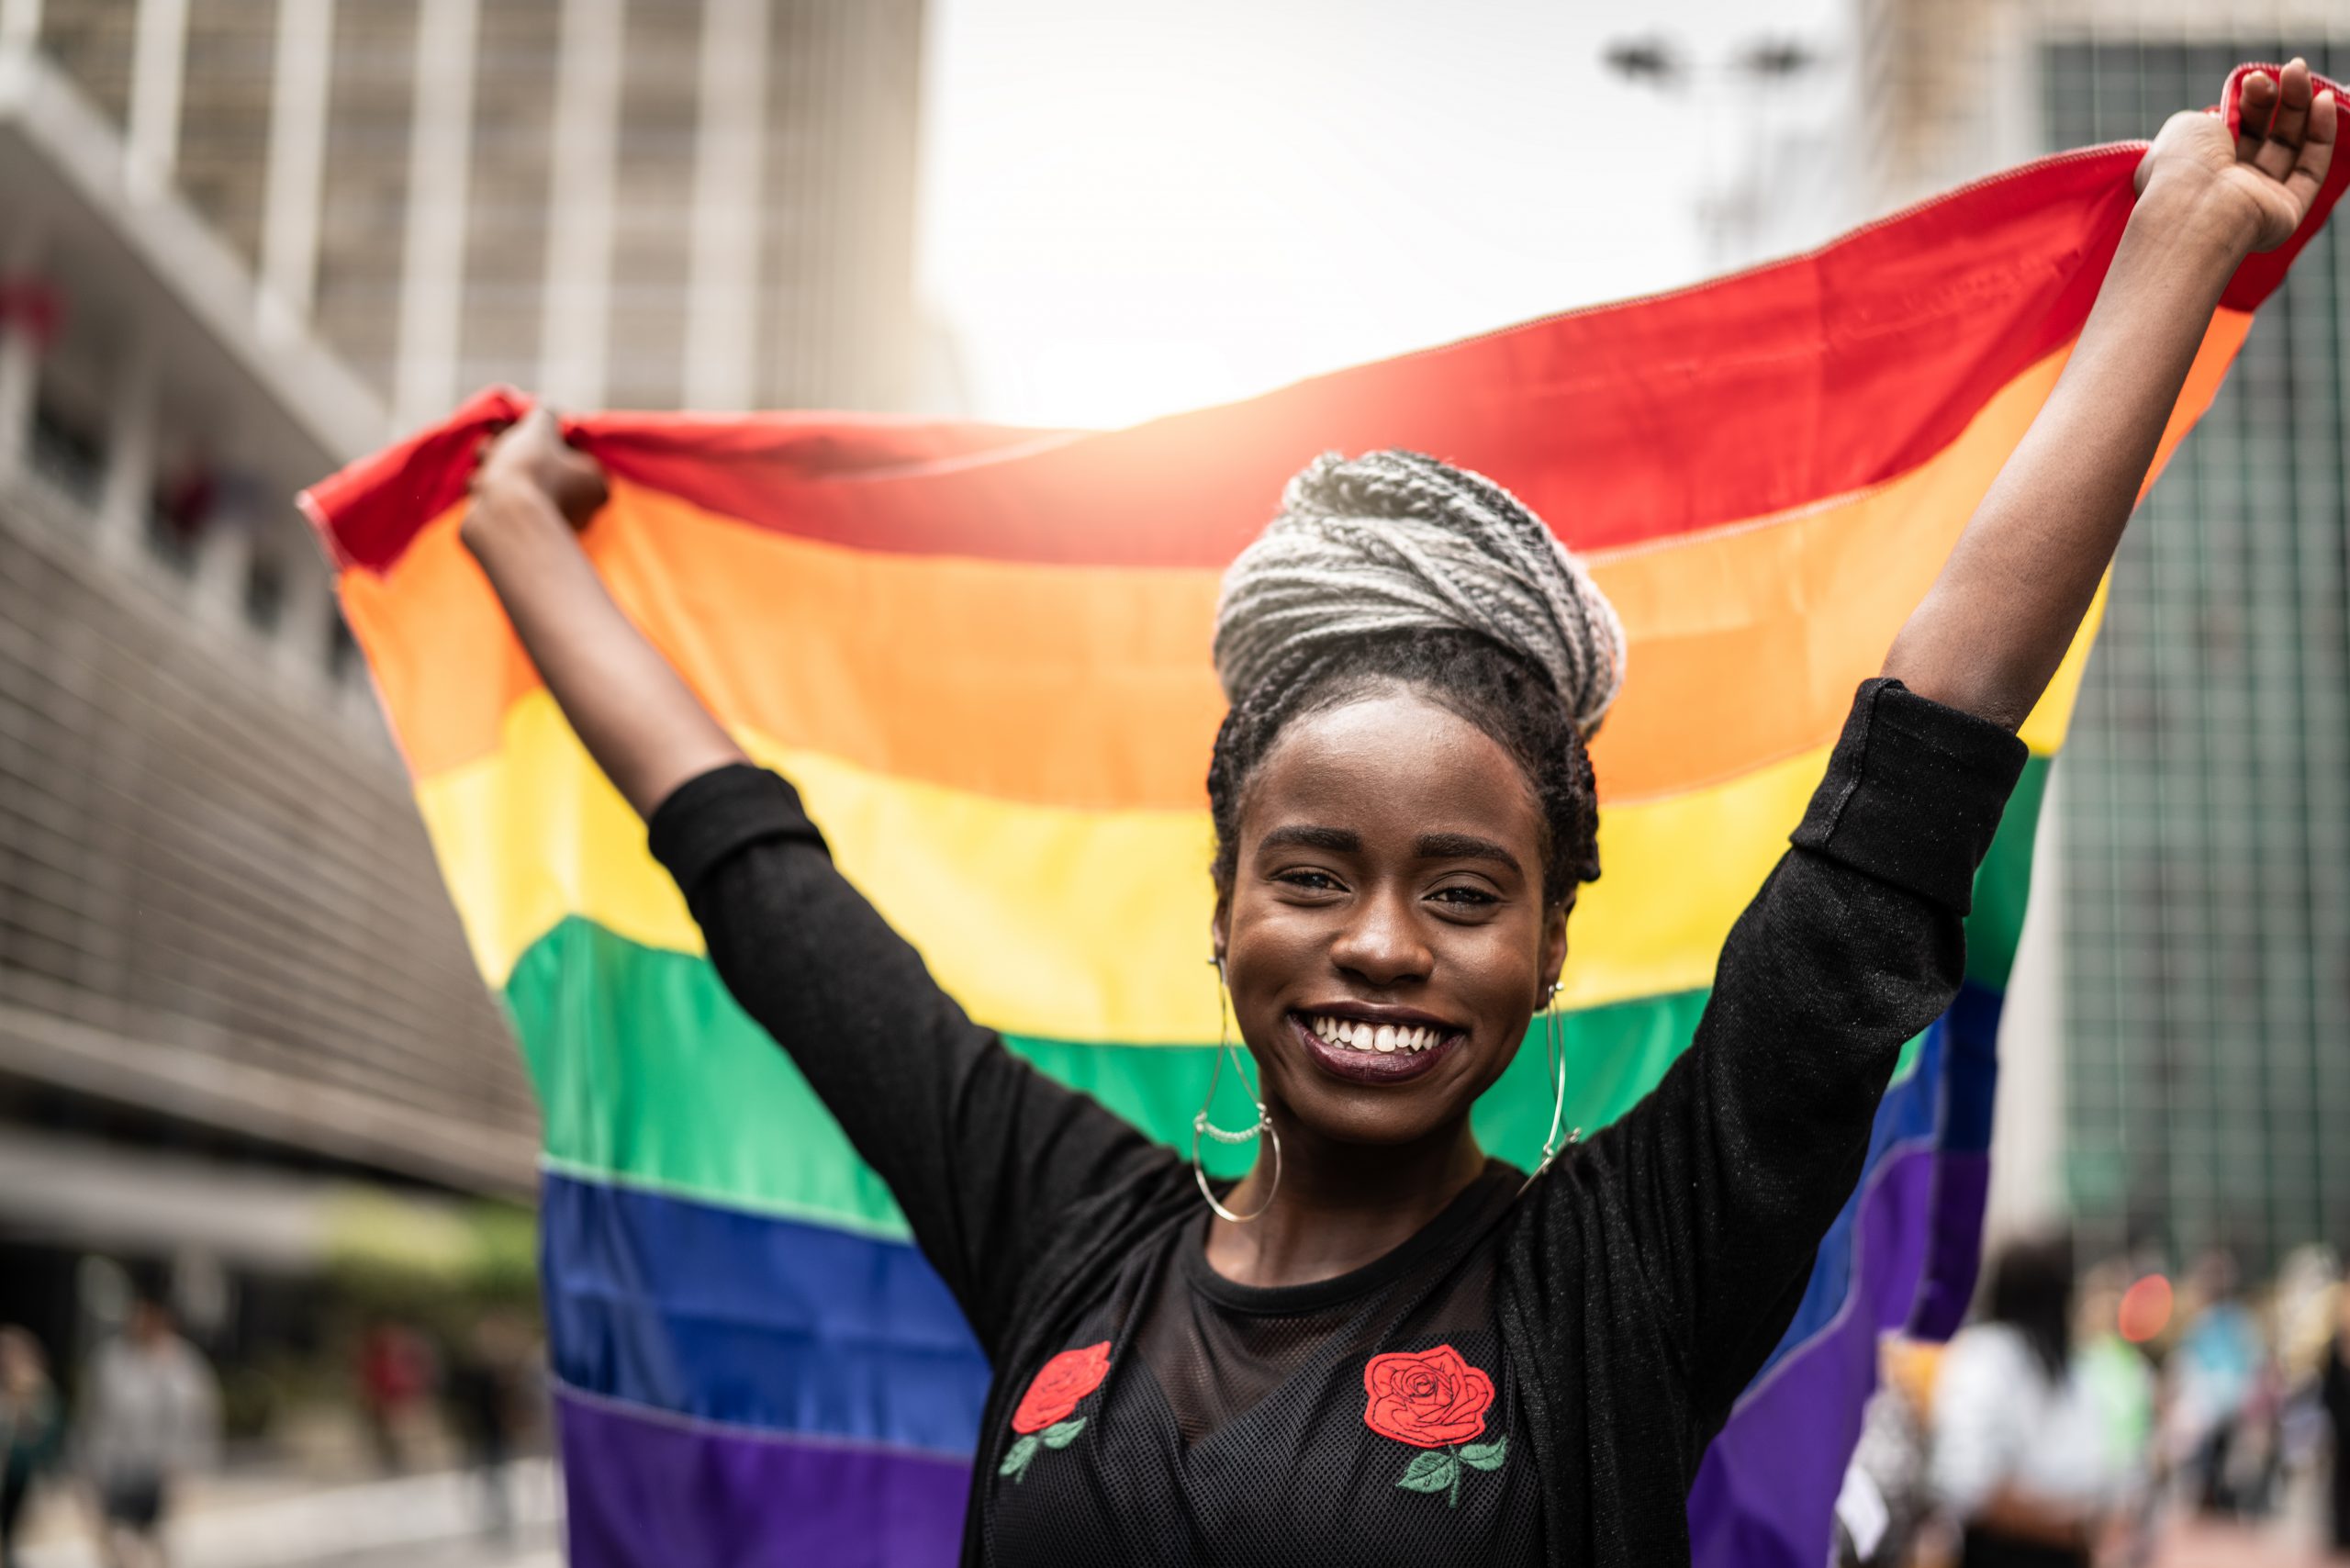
<box><xmin>1291</xmin><ymin>1006</ymin><xmax>1468</xmax><ymax>1084</ymax></box>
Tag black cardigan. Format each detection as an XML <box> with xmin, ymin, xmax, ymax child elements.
<box><xmin>648</xmin><ymin>678</ymin><xmax>2025</xmax><ymax>1566</ymax></box>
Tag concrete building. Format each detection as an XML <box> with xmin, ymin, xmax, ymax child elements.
<box><xmin>0</xmin><ymin>0</ymin><xmax>929</xmax><ymax>1380</ymax></box>
<box><xmin>0</xmin><ymin>26</ymin><xmax>529</xmax><ymax>1378</ymax></box>
<box><xmin>23</xmin><ymin>0</ymin><xmax>927</xmax><ymax>427</ymax></box>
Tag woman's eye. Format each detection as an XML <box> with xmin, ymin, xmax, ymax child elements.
<box><xmin>1429</xmin><ymin>885</ymin><xmax>1499</xmax><ymax>908</ymax></box>
<box><xmin>1274</xmin><ymin>869</ymin><xmax>1344</xmax><ymax>893</ymax></box>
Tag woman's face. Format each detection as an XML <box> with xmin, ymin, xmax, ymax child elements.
<box><xmin>1214</xmin><ymin>689</ymin><xmax>1569</xmax><ymax>1149</ymax></box>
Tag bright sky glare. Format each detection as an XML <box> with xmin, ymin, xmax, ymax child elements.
<box><xmin>916</xmin><ymin>0</ymin><xmax>1847</xmax><ymax>428</ymax></box>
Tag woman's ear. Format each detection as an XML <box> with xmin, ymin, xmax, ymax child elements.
<box><xmin>1539</xmin><ymin>901</ymin><xmax>1571</xmax><ymax>1005</ymax></box>
<box><xmin>1210</xmin><ymin>892</ymin><xmax>1231</xmax><ymax>971</ymax></box>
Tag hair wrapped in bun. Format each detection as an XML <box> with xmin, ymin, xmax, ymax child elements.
<box><xmin>1206</xmin><ymin>451</ymin><xmax>1626</xmax><ymax>902</ymax></box>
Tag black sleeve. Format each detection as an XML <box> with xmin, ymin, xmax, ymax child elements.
<box><xmin>1588</xmin><ymin>678</ymin><xmax>2027</xmax><ymax>1421</ymax></box>
<box><xmin>649</xmin><ymin>764</ymin><xmax>1167</xmax><ymax>1356</ymax></box>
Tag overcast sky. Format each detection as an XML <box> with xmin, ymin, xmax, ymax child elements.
<box><xmin>914</xmin><ymin>0</ymin><xmax>1847</xmax><ymax>427</ymax></box>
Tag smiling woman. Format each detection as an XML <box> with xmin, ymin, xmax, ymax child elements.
<box><xmin>446</xmin><ymin>61</ymin><xmax>2338</xmax><ymax>1568</ymax></box>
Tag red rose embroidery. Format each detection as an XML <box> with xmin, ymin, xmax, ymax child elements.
<box><xmin>1363</xmin><ymin>1345</ymin><xmax>1508</xmax><ymax>1508</ymax></box>
<box><xmin>1000</xmin><ymin>1341</ymin><xmax>1112</xmax><ymax>1485</ymax></box>
<box><xmin>1012</xmin><ymin>1341</ymin><xmax>1112</xmax><ymax>1435</ymax></box>
<box><xmin>1363</xmin><ymin>1344</ymin><xmax>1494</xmax><ymax>1448</ymax></box>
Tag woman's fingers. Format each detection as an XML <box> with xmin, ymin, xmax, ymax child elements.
<box><xmin>2237</xmin><ymin>68</ymin><xmax>2277</xmax><ymax>165</ymax></box>
<box><xmin>2250</xmin><ymin>60</ymin><xmax>2313</xmax><ymax>182</ymax></box>
<box><xmin>2286</xmin><ymin>87</ymin><xmax>2337</xmax><ymax>214</ymax></box>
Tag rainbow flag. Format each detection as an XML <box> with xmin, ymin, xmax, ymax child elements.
<box><xmin>305</xmin><ymin>67</ymin><xmax>2342</xmax><ymax>1568</ymax></box>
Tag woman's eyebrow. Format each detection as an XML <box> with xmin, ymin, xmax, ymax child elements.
<box><xmin>1257</xmin><ymin>824</ymin><xmax>1360</xmax><ymax>854</ymax></box>
<box><xmin>1416</xmin><ymin>832</ymin><xmax>1520</xmax><ymax>869</ymax></box>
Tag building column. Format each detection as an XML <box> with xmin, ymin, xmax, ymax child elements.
<box><xmin>257</xmin><ymin>0</ymin><xmax>336</xmax><ymax>347</ymax></box>
<box><xmin>0</xmin><ymin>221</ymin><xmax>44</xmax><ymax>482</ymax></box>
<box><xmin>191</xmin><ymin>500</ymin><xmax>255</xmax><ymax>630</ymax></box>
<box><xmin>393</xmin><ymin>0</ymin><xmax>479</xmax><ymax>430</ymax></box>
<box><xmin>0</xmin><ymin>0</ymin><xmax>43</xmax><ymax>51</ymax></box>
<box><xmin>275</xmin><ymin>546</ymin><xmax>337</xmax><ymax>683</ymax></box>
<box><xmin>125</xmin><ymin>0</ymin><xmax>191</xmax><ymax>199</ymax></box>
<box><xmin>1986</xmin><ymin>770</ymin><xmax>2066</xmax><ymax>1244</ymax></box>
<box><xmin>683</xmin><ymin>0</ymin><xmax>767</xmax><ymax>410</ymax></box>
<box><xmin>97</xmin><ymin>341</ymin><xmax>158</xmax><ymax>559</ymax></box>
<box><xmin>536</xmin><ymin>0</ymin><xmax>623</xmax><ymax>409</ymax></box>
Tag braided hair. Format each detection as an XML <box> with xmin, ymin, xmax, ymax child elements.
<box><xmin>1208</xmin><ymin>451</ymin><xmax>1627</xmax><ymax>905</ymax></box>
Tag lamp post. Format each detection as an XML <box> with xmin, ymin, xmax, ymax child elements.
<box><xmin>1602</xmin><ymin>31</ymin><xmax>1833</xmax><ymax>268</ymax></box>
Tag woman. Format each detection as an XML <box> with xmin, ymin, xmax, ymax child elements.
<box><xmin>464</xmin><ymin>67</ymin><xmax>2333</xmax><ymax>1566</ymax></box>
<box><xmin>1930</xmin><ymin>1238</ymin><xmax>2140</xmax><ymax>1568</ymax></box>
<box><xmin>0</xmin><ymin>1327</ymin><xmax>59</xmax><ymax>1568</ymax></box>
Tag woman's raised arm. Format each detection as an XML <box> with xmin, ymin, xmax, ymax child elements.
<box><xmin>1884</xmin><ymin>62</ymin><xmax>2335</xmax><ymax>729</ymax></box>
<box><xmin>462</xmin><ymin>407</ymin><xmax>745</xmax><ymax>816</ymax></box>
<box><xmin>457</xmin><ymin>408</ymin><xmax>1167</xmax><ymax>1352</ymax></box>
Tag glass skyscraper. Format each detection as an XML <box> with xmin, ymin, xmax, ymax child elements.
<box><xmin>2045</xmin><ymin>38</ymin><xmax>2350</xmax><ymax>1271</ymax></box>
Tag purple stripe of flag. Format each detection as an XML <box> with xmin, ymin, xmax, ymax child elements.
<box><xmin>557</xmin><ymin>1386</ymin><xmax>972</xmax><ymax>1568</ymax></box>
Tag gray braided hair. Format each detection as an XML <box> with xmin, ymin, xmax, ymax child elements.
<box><xmin>1204</xmin><ymin>452</ymin><xmax>1625</xmax><ymax>901</ymax></box>
<box><xmin>1213</xmin><ymin>452</ymin><xmax>1626</xmax><ymax>736</ymax></box>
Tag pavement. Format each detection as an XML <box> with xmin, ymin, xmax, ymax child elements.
<box><xmin>2149</xmin><ymin>1515</ymin><xmax>2342</xmax><ymax>1567</ymax></box>
<box><xmin>13</xmin><ymin>1460</ymin><xmax>561</xmax><ymax>1568</ymax></box>
<box><xmin>7</xmin><ymin>1458</ymin><xmax>2337</xmax><ymax>1566</ymax></box>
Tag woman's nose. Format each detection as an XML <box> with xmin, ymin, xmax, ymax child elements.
<box><xmin>1329</xmin><ymin>887</ymin><xmax>1432</xmax><ymax>986</ymax></box>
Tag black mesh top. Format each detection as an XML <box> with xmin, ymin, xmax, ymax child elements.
<box><xmin>647</xmin><ymin>679</ymin><xmax>2028</xmax><ymax>1567</ymax></box>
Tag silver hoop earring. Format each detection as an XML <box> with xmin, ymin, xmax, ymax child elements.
<box><xmin>1193</xmin><ymin>958</ymin><xmax>1281</xmax><ymax>1223</ymax></box>
<box><xmin>1519</xmin><ymin>982</ymin><xmax>1580</xmax><ymax>1195</ymax></box>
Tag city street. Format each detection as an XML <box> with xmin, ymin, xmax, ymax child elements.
<box><xmin>13</xmin><ymin>1462</ymin><xmax>562</xmax><ymax>1568</ymax></box>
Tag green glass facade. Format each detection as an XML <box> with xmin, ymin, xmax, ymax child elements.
<box><xmin>2045</xmin><ymin>39</ymin><xmax>2350</xmax><ymax>1271</ymax></box>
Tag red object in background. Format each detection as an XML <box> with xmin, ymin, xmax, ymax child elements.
<box><xmin>0</xmin><ymin>275</ymin><xmax>65</xmax><ymax>351</ymax></box>
<box><xmin>2120</xmin><ymin>1274</ymin><xmax>2175</xmax><ymax>1343</ymax></box>
<box><xmin>154</xmin><ymin>462</ymin><xmax>218</xmax><ymax>544</ymax></box>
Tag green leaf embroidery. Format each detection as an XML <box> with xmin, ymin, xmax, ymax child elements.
<box><xmin>998</xmin><ymin>1435</ymin><xmax>1040</xmax><ymax>1482</ymax></box>
<box><xmin>1041</xmin><ymin>1417</ymin><xmax>1087</xmax><ymax>1450</ymax></box>
<box><xmin>1460</xmin><ymin>1436</ymin><xmax>1508</xmax><ymax>1472</ymax></box>
<box><xmin>1394</xmin><ymin>1450</ymin><xmax>1457</xmax><ymax>1495</ymax></box>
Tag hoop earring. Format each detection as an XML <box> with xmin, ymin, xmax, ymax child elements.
<box><xmin>1519</xmin><ymin>982</ymin><xmax>1580</xmax><ymax>1195</ymax></box>
<box><xmin>1193</xmin><ymin>958</ymin><xmax>1281</xmax><ymax>1223</ymax></box>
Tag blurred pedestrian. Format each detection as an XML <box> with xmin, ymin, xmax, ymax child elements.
<box><xmin>76</xmin><ymin>1299</ymin><xmax>218</xmax><ymax>1568</ymax></box>
<box><xmin>0</xmin><ymin>1327</ymin><xmax>61</xmax><ymax>1568</ymax></box>
<box><xmin>446</xmin><ymin>1314</ymin><xmax>528</xmax><ymax>1540</ymax></box>
<box><xmin>1832</xmin><ymin>1337</ymin><xmax>1944</xmax><ymax>1568</ymax></box>
<box><xmin>1930</xmin><ymin>1236</ymin><xmax>2135</xmax><ymax>1568</ymax></box>
<box><xmin>2071</xmin><ymin>1262</ymin><xmax>2157</xmax><ymax>1565</ymax></box>
<box><xmin>2322</xmin><ymin>1282</ymin><xmax>2350</xmax><ymax>1556</ymax></box>
<box><xmin>356</xmin><ymin>1320</ymin><xmax>436</xmax><ymax>1473</ymax></box>
<box><xmin>2172</xmin><ymin>1251</ymin><xmax>2266</xmax><ymax>1517</ymax></box>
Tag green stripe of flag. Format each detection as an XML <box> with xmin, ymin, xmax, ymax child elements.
<box><xmin>501</xmin><ymin>757</ymin><xmax>2047</xmax><ymax>1237</ymax></box>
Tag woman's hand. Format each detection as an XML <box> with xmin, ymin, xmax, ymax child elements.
<box><xmin>467</xmin><ymin>406</ymin><xmax>610</xmax><ymax>536</ymax></box>
<box><xmin>1885</xmin><ymin>59</ymin><xmax>2333</xmax><ymax>729</ymax></box>
<box><xmin>457</xmin><ymin>400</ymin><xmax>744</xmax><ymax>817</ymax></box>
<box><xmin>2134</xmin><ymin>58</ymin><xmax>2336</xmax><ymax>252</ymax></box>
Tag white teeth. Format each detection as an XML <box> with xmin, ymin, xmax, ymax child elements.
<box><xmin>1304</xmin><ymin>1014</ymin><xmax>1449</xmax><ymax>1054</ymax></box>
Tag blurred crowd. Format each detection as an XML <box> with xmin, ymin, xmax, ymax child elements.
<box><xmin>0</xmin><ymin>1301</ymin><xmax>540</xmax><ymax>1568</ymax></box>
<box><xmin>1833</xmin><ymin>1238</ymin><xmax>2350</xmax><ymax>1568</ymax></box>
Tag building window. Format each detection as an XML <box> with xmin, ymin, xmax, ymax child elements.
<box><xmin>243</xmin><ymin>553</ymin><xmax>285</xmax><ymax>634</ymax></box>
<box><xmin>145</xmin><ymin>465</ymin><xmax>216</xmax><ymax>578</ymax></box>
<box><xmin>327</xmin><ymin>611</ymin><xmax>360</xmax><ymax>683</ymax></box>
<box><xmin>143</xmin><ymin>499</ymin><xmax>199</xmax><ymax>577</ymax></box>
<box><xmin>28</xmin><ymin>398</ymin><xmax>104</xmax><ymax>509</ymax></box>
